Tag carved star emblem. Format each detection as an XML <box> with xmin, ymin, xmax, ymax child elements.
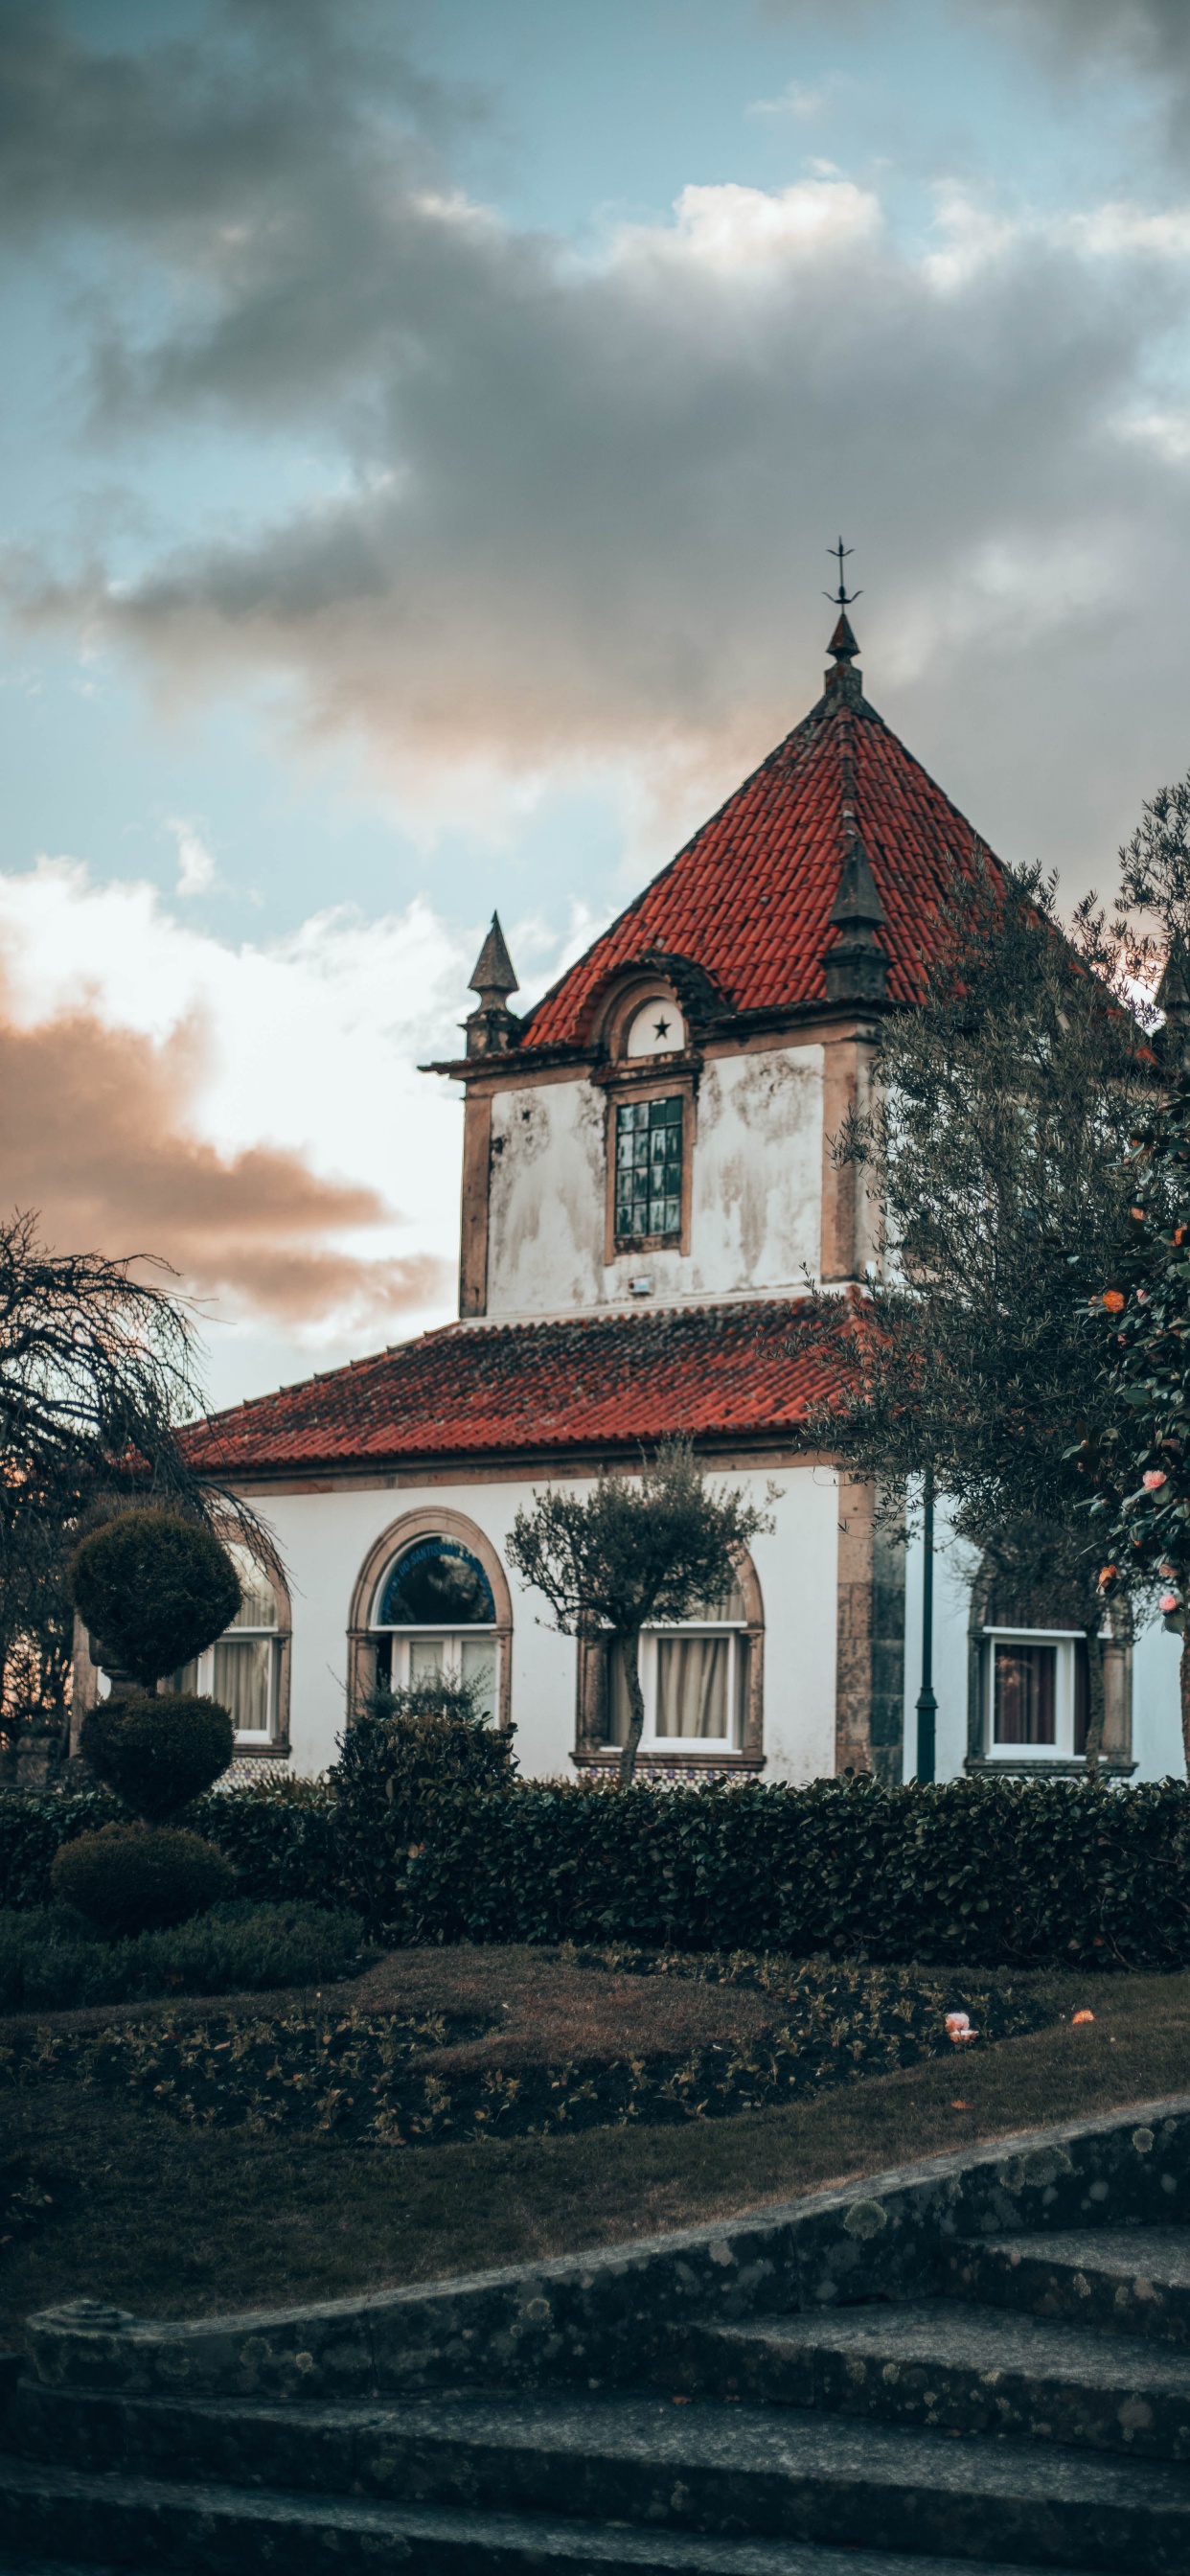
<box><xmin>653</xmin><ymin>1017</ymin><xmax>671</xmax><ymax>1041</ymax></box>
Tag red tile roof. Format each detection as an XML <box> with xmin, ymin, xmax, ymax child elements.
<box><xmin>185</xmin><ymin>1300</ymin><xmax>852</xmax><ymax>1476</ymax></box>
<box><xmin>523</xmin><ymin>651</ymin><xmax>1002</xmax><ymax>1049</ymax></box>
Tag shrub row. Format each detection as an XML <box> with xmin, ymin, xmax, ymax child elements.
<box><xmin>0</xmin><ymin>1962</ymin><xmax>1046</xmax><ymax>2143</ymax></box>
<box><xmin>5</xmin><ymin>1770</ymin><xmax>1190</xmax><ymax>1969</ymax></box>
<box><xmin>0</xmin><ymin>1899</ymin><xmax>369</xmax><ymax>2015</ymax></box>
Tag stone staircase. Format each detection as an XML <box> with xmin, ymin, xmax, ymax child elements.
<box><xmin>4</xmin><ymin>2109</ymin><xmax>1190</xmax><ymax>2574</ymax></box>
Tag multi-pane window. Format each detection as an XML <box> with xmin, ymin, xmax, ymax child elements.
<box><xmin>172</xmin><ymin>1547</ymin><xmax>280</xmax><ymax>1742</ymax></box>
<box><xmin>373</xmin><ymin>1534</ymin><xmax>499</xmax><ymax>1721</ymax></box>
<box><xmin>614</xmin><ymin>1094</ymin><xmax>683</xmax><ymax>1243</ymax></box>
<box><xmin>606</xmin><ymin>1578</ymin><xmax>749</xmax><ymax>1752</ymax></box>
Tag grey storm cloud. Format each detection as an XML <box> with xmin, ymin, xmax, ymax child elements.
<box><xmin>7</xmin><ymin>0</ymin><xmax>1190</xmax><ymax>884</ymax></box>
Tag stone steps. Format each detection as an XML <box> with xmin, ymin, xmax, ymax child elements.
<box><xmin>685</xmin><ymin>2295</ymin><xmax>1190</xmax><ymax>2457</ymax></box>
<box><xmin>8</xmin><ymin>2109</ymin><xmax>1190</xmax><ymax>2572</ymax></box>
<box><xmin>940</xmin><ymin>2230</ymin><xmax>1190</xmax><ymax>2342</ymax></box>
<box><xmin>4</xmin><ymin>2383</ymin><xmax>1188</xmax><ymax>2570</ymax></box>
<box><xmin>0</xmin><ymin>2454</ymin><xmax>1117</xmax><ymax>2576</ymax></box>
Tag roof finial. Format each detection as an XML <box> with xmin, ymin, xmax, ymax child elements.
<box><xmin>824</xmin><ymin>536</ymin><xmax>861</xmax><ymax>664</ymax></box>
<box><xmin>466</xmin><ymin>910</ymin><xmax>520</xmax><ymax>1056</ymax></box>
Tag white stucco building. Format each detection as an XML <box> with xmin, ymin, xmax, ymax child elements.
<box><xmin>168</xmin><ymin>614</ymin><xmax>1183</xmax><ymax>1785</ymax></box>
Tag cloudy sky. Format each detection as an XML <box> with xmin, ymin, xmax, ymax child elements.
<box><xmin>5</xmin><ymin>0</ymin><xmax>1190</xmax><ymax>1413</ymax></box>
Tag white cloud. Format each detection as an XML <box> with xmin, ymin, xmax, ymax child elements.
<box><xmin>1070</xmin><ymin>200</ymin><xmax>1190</xmax><ymax>258</ymax></box>
<box><xmin>1115</xmin><ymin>405</ymin><xmax>1190</xmax><ymax>460</ymax></box>
<box><xmin>747</xmin><ymin>81</ymin><xmax>830</xmax><ymax>121</ymax></box>
<box><xmin>167</xmin><ymin>816</ymin><xmax>218</xmax><ymax>897</ymax></box>
<box><xmin>0</xmin><ymin>857</ymin><xmax>476</xmax><ymax>1386</ymax></box>
<box><xmin>611</xmin><ymin>177</ymin><xmax>881</xmax><ymax>276</ymax></box>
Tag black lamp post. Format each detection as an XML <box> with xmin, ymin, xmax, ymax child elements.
<box><xmin>915</xmin><ymin>1466</ymin><xmax>937</xmax><ymax>1783</ymax></box>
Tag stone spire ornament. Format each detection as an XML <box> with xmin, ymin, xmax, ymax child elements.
<box><xmin>824</xmin><ymin>832</ymin><xmax>888</xmax><ymax>1005</ymax></box>
<box><xmin>466</xmin><ymin>911</ymin><xmax>520</xmax><ymax>1056</ymax></box>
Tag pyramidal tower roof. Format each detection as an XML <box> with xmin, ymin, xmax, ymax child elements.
<box><xmin>522</xmin><ymin>616</ymin><xmax>1001</xmax><ymax>1050</ymax></box>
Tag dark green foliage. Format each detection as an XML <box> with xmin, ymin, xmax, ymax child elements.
<box><xmin>11</xmin><ymin>1771</ymin><xmax>1190</xmax><ymax>1968</ymax></box>
<box><xmin>1083</xmin><ymin>1080</ymin><xmax>1190</xmax><ymax>1770</ymax></box>
<box><xmin>186</xmin><ymin>1775</ymin><xmax>340</xmax><ymax>1905</ymax></box>
<box><xmin>0</xmin><ymin>1784</ymin><xmax>123</xmax><ymax>1907</ymax></box>
<box><xmin>51</xmin><ymin>1824</ymin><xmax>236</xmax><ymax>1935</ymax></box>
<box><xmin>0</xmin><ymin>1899</ymin><xmax>368</xmax><ymax>2012</ymax></box>
<box><xmin>334</xmin><ymin>1682</ymin><xmax>517</xmax><ymax>1929</ymax></box>
<box><xmin>4</xmin><ymin>1961</ymin><xmax>1046</xmax><ymax>2143</ymax></box>
<box><xmin>80</xmin><ymin>1693</ymin><xmax>235</xmax><ymax>1822</ymax></box>
<box><xmin>70</xmin><ymin>1510</ymin><xmax>241</xmax><ymax>1689</ymax></box>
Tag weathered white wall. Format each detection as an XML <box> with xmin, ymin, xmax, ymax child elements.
<box><xmin>903</xmin><ymin>1503</ymin><xmax>1185</xmax><ymax>1782</ymax></box>
<box><xmin>256</xmin><ymin>1463</ymin><xmax>838</xmax><ymax>1786</ymax></box>
<box><xmin>485</xmin><ymin>1042</ymin><xmax>824</xmax><ymax>1319</ymax></box>
<box><xmin>486</xmin><ymin>1081</ymin><xmax>606</xmax><ymax>1316</ymax></box>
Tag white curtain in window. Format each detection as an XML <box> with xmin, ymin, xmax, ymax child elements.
<box><xmin>460</xmin><ymin>1638</ymin><xmax>496</xmax><ymax>1719</ymax></box>
<box><xmin>226</xmin><ymin>1548</ymin><xmax>276</xmax><ymax>1629</ymax></box>
<box><xmin>656</xmin><ymin>1635</ymin><xmax>730</xmax><ymax>1738</ymax></box>
<box><xmin>213</xmin><ymin>1637</ymin><xmax>272</xmax><ymax>1735</ymax></box>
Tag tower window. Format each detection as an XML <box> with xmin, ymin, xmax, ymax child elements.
<box><xmin>614</xmin><ymin>1095</ymin><xmax>683</xmax><ymax>1244</ymax></box>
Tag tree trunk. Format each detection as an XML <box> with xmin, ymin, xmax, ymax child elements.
<box><xmin>1180</xmin><ymin>1629</ymin><xmax>1190</xmax><ymax>1780</ymax></box>
<box><xmin>1082</xmin><ymin>1625</ymin><xmax>1106</xmax><ymax>1778</ymax></box>
<box><xmin>616</xmin><ymin>1631</ymin><xmax>647</xmax><ymax>1787</ymax></box>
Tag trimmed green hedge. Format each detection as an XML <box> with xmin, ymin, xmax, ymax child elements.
<box><xmin>0</xmin><ymin>1899</ymin><xmax>369</xmax><ymax>2013</ymax></box>
<box><xmin>4</xmin><ymin>1771</ymin><xmax>1190</xmax><ymax>1969</ymax></box>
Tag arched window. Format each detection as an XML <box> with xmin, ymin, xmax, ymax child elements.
<box><xmin>171</xmin><ymin>1544</ymin><xmax>289</xmax><ymax>1749</ymax></box>
<box><xmin>575</xmin><ymin>1557</ymin><xmax>765</xmax><ymax>1769</ymax></box>
<box><xmin>357</xmin><ymin>1514</ymin><xmax>515</xmax><ymax>1720</ymax></box>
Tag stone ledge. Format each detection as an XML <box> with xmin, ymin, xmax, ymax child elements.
<box><xmin>23</xmin><ymin>2095</ymin><xmax>1190</xmax><ymax>2406</ymax></box>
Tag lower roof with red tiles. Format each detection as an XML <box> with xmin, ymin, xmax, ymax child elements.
<box><xmin>520</xmin><ymin>644</ymin><xmax>1002</xmax><ymax>1051</ymax></box>
<box><xmin>183</xmin><ymin>1300</ymin><xmax>853</xmax><ymax>1478</ymax></box>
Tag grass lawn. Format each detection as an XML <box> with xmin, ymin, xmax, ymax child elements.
<box><xmin>2</xmin><ymin>1949</ymin><xmax>1189</xmax><ymax>2352</ymax></box>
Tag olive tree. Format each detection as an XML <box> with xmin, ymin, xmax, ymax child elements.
<box><xmin>507</xmin><ymin>1440</ymin><xmax>772</xmax><ymax>1784</ymax></box>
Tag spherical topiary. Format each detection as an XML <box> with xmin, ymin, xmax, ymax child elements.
<box><xmin>80</xmin><ymin>1694</ymin><xmax>236</xmax><ymax>1823</ymax></box>
<box><xmin>51</xmin><ymin>1825</ymin><xmax>237</xmax><ymax>1936</ymax></box>
<box><xmin>70</xmin><ymin>1510</ymin><xmax>241</xmax><ymax>1689</ymax></box>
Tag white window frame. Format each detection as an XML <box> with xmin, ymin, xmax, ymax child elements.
<box><xmin>183</xmin><ymin>1626</ymin><xmax>280</xmax><ymax>1745</ymax></box>
<box><xmin>983</xmin><ymin>1625</ymin><xmax>1083</xmax><ymax>1761</ymax></box>
<box><xmin>616</xmin><ymin>1614</ymin><xmax>749</xmax><ymax>1754</ymax></box>
<box><xmin>377</xmin><ymin>1625</ymin><xmax>500</xmax><ymax>1716</ymax></box>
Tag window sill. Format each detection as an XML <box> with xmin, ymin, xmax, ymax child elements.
<box><xmin>573</xmin><ymin>1746</ymin><xmax>765</xmax><ymax>1773</ymax></box>
<box><xmin>965</xmin><ymin>1753</ymin><xmax>1136</xmax><ymax>1780</ymax></box>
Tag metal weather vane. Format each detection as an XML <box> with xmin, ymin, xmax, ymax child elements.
<box><xmin>825</xmin><ymin>537</ymin><xmax>861</xmax><ymax>611</ymax></box>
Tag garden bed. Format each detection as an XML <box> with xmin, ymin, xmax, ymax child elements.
<box><xmin>0</xmin><ymin>1944</ymin><xmax>1048</xmax><ymax>2143</ymax></box>
<box><xmin>0</xmin><ymin>1953</ymin><xmax>1186</xmax><ymax>2353</ymax></box>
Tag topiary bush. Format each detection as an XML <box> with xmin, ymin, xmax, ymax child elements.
<box><xmin>334</xmin><ymin>1682</ymin><xmax>516</xmax><ymax>1932</ymax></box>
<box><xmin>70</xmin><ymin>1510</ymin><xmax>241</xmax><ymax>1690</ymax></box>
<box><xmin>51</xmin><ymin>1823</ymin><xmax>237</xmax><ymax>1936</ymax></box>
<box><xmin>0</xmin><ymin>1898</ymin><xmax>368</xmax><ymax>2012</ymax></box>
<box><xmin>80</xmin><ymin>1694</ymin><xmax>235</xmax><ymax>1823</ymax></box>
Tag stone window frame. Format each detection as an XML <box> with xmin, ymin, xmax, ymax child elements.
<box><xmin>346</xmin><ymin>1506</ymin><xmax>515</xmax><ymax>1731</ymax></box>
<box><xmin>593</xmin><ymin>974</ymin><xmax>698</xmax><ymax>1264</ymax></box>
<box><xmin>572</xmin><ymin>1545</ymin><xmax>766</xmax><ymax>1774</ymax></box>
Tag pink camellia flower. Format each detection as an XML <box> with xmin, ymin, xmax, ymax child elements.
<box><xmin>945</xmin><ymin>2011</ymin><xmax>977</xmax><ymax>2045</ymax></box>
<box><xmin>1143</xmin><ymin>1470</ymin><xmax>1168</xmax><ymax>1491</ymax></box>
<box><xmin>1161</xmin><ymin>1593</ymin><xmax>1181</xmax><ymax>1616</ymax></box>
